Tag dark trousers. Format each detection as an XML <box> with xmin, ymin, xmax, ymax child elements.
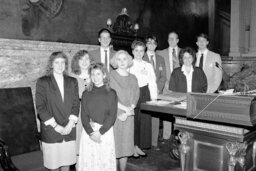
<box><xmin>134</xmin><ymin>85</ymin><xmax>152</xmax><ymax>149</ymax></box>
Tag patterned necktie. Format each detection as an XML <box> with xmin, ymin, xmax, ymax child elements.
<box><xmin>172</xmin><ymin>48</ymin><xmax>176</xmax><ymax>59</ymax></box>
<box><xmin>104</xmin><ymin>50</ymin><xmax>108</xmax><ymax>70</ymax></box>
<box><xmin>150</xmin><ymin>55</ymin><xmax>155</xmax><ymax>69</ymax></box>
<box><xmin>199</xmin><ymin>53</ymin><xmax>204</xmax><ymax>69</ymax></box>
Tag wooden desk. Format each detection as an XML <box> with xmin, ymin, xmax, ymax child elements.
<box><xmin>141</xmin><ymin>99</ymin><xmax>256</xmax><ymax>171</ymax></box>
<box><xmin>140</xmin><ymin>103</ymin><xmax>186</xmax><ymax>117</ymax></box>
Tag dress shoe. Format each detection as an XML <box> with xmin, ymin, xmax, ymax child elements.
<box><xmin>132</xmin><ymin>154</ymin><xmax>140</xmax><ymax>159</ymax></box>
<box><xmin>139</xmin><ymin>153</ymin><xmax>148</xmax><ymax>158</ymax></box>
<box><xmin>161</xmin><ymin>139</ymin><xmax>169</xmax><ymax>144</ymax></box>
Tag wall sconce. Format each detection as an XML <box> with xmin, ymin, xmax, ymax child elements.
<box><xmin>107</xmin><ymin>18</ymin><xmax>112</xmax><ymax>29</ymax></box>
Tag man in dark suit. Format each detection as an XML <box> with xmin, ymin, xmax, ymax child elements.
<box><xmin>156</xmin><ymin>31</ymin><xmax>180</xmax><ymax>142</ymax></box>
<box><xmin>144</xmin><ymin>35</ymin><xmax>166</xmax><ymax>150</ymax></box>
<box><xmin>89</xmin><ymin>28</ymin><xmax>116</xmax><ymax>71</ymax></box>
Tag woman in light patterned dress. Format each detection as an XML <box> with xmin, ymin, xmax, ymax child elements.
<box><xmin>78</xmin><ymin>63</ymin><xmax>117</xmax><ymax>171</ymax></box>
<box><xmin>110</xmin><ymin>50</ymin><xmax>140</xmax><ymax>171</ymax></box>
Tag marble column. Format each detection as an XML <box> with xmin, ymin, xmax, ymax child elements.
<box><xmin>249</xmin><ymin>0</ymin><xmax>256</xmax><ymax>55</ymax></box>
<box><xmin>229</xmin><ymin>0</ymin><xmax>245</xmax><ymax>57</ymax></box>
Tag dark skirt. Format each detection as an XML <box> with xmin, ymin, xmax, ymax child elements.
<box><xmin>134</xmin><ymin>85</ymin><xmax>152</xmax><ymax>149</ymax></box>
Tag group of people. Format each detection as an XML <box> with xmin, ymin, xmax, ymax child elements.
<box><xmin>35</xmin><ymin>28</ymin><xmax>222</xmax><ymax>171</ymax></box>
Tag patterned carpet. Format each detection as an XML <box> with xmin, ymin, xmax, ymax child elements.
<box><xmin>126</xmin><ymin>141</ymin><xmax>181</xmax><ymax>171</ymax></box>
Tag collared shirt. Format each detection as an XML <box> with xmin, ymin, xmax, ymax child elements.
<box><xmin>196</xmin><ymin>49</ymin><xmax>208</xmax><ymax>69</ymax></box>
<box><xmin>100</xmin><ymin>47</ymin><xmax>110</xmax><ymax>70</ymax></box>
<box><xmin>168</xmin><ymin>46</ymin><xmax>178</xmax><ymax>73</ymax></box>
<box><xmin>181</xmin><ymin>65</ymin><xmax>194</xmax><ymax>93</ymax></box>
<box><xmin>129</xmin><ymin>59</ymin><xmax>158</xmax><ymax>100</ymax></box>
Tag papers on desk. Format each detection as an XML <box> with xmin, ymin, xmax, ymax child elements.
<box><xmin>146</xmin><ymin>100</ymin><xmax>173</xmax><ymax>106</ymax></box>
<box><xmin>158</xmin><ymin>92</ymin><xmax>186</xmax><ymax>102</ymax></box>
<box><xmin>146</xmin><ymin>100</ymin><xmax>187</xmax><ymax>109</ymax></box>
<box><xmin>174</xmin><ymin>101</ymin><xmax>187</xmax><ymax>109</ymax></box>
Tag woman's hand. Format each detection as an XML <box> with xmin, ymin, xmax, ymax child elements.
<box><xmin>90</xmin><ymin>131</ymin><xmax>101</xmax><ymax>143</ymax></box>
<box><xmin>62</xmin><ymin>120</ymin><xmax>75</xmax><ymax>135</ymax></box>
<box><xmin>54</xmin><ymin>125</ymin><xmax>65</xmax><ymax>134</ymax></box>
<box><xmin>118</xmin><ymin>113</ymin><xmax>128</xmax><ymax>121</ymax></box>
<box><xmin>125</xmin><ymin>106</ymin><xmax>135</xmax><ymax>116</ymax></box>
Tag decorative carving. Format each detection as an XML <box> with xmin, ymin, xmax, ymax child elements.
<box><xmin>112</xmin><ymin>8</ymin><xmax>134</xmax><ymax>36</ymax></box>
<box><xmin>248</xmin><ymin>141</ymin><xmax>256</xmax><ymax>171</ymax></box>
<box><xmin>178</xmin><ymin>131</ymin><xmax>192</xmax><ymax>171</ymax></box>
<box><xmin>226</xmin><ymin>142</ymin><xmax>247</xmax><ymax>171</ymax></box>
<box><xmin>106</xmin><ymin>8</ymin><xmax>142</xmax><ymax>54</ymax></box>
<box><xmin>29</xmin><ymin>0</ymin><xmax>63</xmax><ymax>18</ymax></box>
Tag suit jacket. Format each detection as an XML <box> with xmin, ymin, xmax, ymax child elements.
<box><xmin>144</xmin><ymin>53</ymin><xmax>166</xmax><ymax>94</ymax></box>
<box><xmin>36</xmin><ymin>74</ymin><xmax>80</xmax><ymax>143</ymax></box>
<box><xmin>89</xmin><ymin>47</ymin><xmax>116</xmax><ymax>71</ymax></box>
<box><xmin>157</xmin><ymin>48</ymin><xmax>180</xmax><ymax>92</ymax></box>
<box><xmin>169</xmin><ymin>66</ymin><xmax>207</xmax><ymax>93</ymax></box>
<box><xmin>195</xmin><ymin>50</ymin><xmax>222</xmax><ymax>93</ymax></box>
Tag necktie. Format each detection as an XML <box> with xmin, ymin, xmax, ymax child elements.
<box><xmin>170</xmin><ymin>48</ymin><xmax>176</xmax><ymax>72</ymax></box>
<box><xmin>199</xmin><ymin>53</ymin><xmax>204</xmax><ymax>69</ymax></box>
<box><xmin>150</xmin><ymin>55</ymin><xmax>155</xmax><ymax>69</ymax></box>
<box><xmin>172</xmin><ymin>48</ymin><xmax>177</xmax><ymax>59</ymax></box>
<box><xmin>104</xmin><ymin>50</ymin><xmax>108</xmax><ymax>70</ymax></box>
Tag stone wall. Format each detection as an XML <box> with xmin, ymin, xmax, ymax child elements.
<box><xmin>0</xmin><ymin>38</ymin><xmax>98</xmax><ymax>95</ymax></box>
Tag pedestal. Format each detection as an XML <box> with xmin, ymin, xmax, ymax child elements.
<box><xmin>175</xmin><ymin>117</ymin><xmax>256</xmax><ymax>171</ymax></box>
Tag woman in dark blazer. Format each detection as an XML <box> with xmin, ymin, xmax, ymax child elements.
<box><xmin>36</xmin><ymin>51</ymin><xmax>80</xmax><ymax>171</ymax></box>
<box><xmin>169</xmin><ymin>47</ymin><xmax>207</xmax><ymax>93</ymax></box>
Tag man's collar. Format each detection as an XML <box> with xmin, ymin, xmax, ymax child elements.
<box><xmin>169</xmin><ymin>46</ymin><xmax>178</xmax><ymax>50</ymax></box>
<box><xmin>147</xmin><ymin>51</ymin><xmax>155</xmax><ymax>56</ymax></box>
<box><xmin>198</xmin><ymin>49</ymin><xmax>208</xmax><ymax>54</ymax></box>
<box><xmin>100</xmin><ymin>47</ymin><xmax>110</xmax><ymax>51</ymax></box>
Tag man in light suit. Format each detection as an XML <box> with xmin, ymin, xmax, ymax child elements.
<box><xmin>156</xmin><ymin>31</ymin><xmax>180</xmax><ymax>143</ymax></box>
<box><xmin>89</xmin><ymin>28</ymin><xmax>116</xmax><ymax>71</ymax></box>
<box><xmin>144</xmin><ymin>35</ymin><xmax>166</xmax><ymax>150</ymax></box>
<box><xmin>195</xmin><ymin>33</ymin><xmax>222</xmax><ymax>93</ymax></box>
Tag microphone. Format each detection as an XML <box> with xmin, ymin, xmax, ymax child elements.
<box><xmin>215</xmin><ymin>62</ymin><xmax>228</xmax><ymax>76</ymax></box>
<box><xmin>215</xmin><ymin>62</ymin><xmax>223</xmax><ymax>70</ymax></box>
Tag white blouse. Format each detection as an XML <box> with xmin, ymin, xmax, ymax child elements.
<box><xmin>181</xmin><ymin>65</ymin><xmax>194</xmax><ymax>93</ymax></box>
<box><xmin>129</xmin><ymin>59</ymin><xmax>158</xmax><ymax>100</ymax></box>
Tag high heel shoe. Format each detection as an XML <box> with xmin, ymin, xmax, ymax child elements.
<box><xmin>139</xmin><ymin>153</ymin><xmax>147</xmax><ymax>158</ymax></box>
<box><xmin>132</xmin><ymin>153</ymin><xmax>140</xmax><ymax>159</ymax></box>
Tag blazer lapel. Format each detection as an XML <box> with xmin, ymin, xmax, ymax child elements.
<box><xmin>144</xmin><ymin>53</ymin><xmax>150</xmax><ymax>63</ymax></box>
<box><xmin>164</xmin><ymin>49</ymin><xmax>171</xmax><ymax>78</ymax></box>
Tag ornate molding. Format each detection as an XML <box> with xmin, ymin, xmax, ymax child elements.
<box><xmin>178</xmin><ymin>131</ymin><xmax>192</xmax><ymax>171</ymax></box>
<box><xmin>226</xmin><ymin>142</ymin><xmax>247</xmax><ymax>171</ymax></box>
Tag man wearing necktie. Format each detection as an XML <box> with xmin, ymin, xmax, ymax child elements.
<box><xmin>195</xmin><ymin>33</ymin><xmax>222</xmax><ymax>93</ymax></box>
<box><xmin>144</xmin><ymin>35</ymin><xmax>166</xmax><ymax>150</ymax></box>
<box><xmin>156</xmin><ymin>32</ymin><xmax>180</xmax><ymax>143</ymax></box>
<box><xmin>89</xmin><ymin>28</ymin><xmax>116</xmax><ymax>72</ymax></box>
